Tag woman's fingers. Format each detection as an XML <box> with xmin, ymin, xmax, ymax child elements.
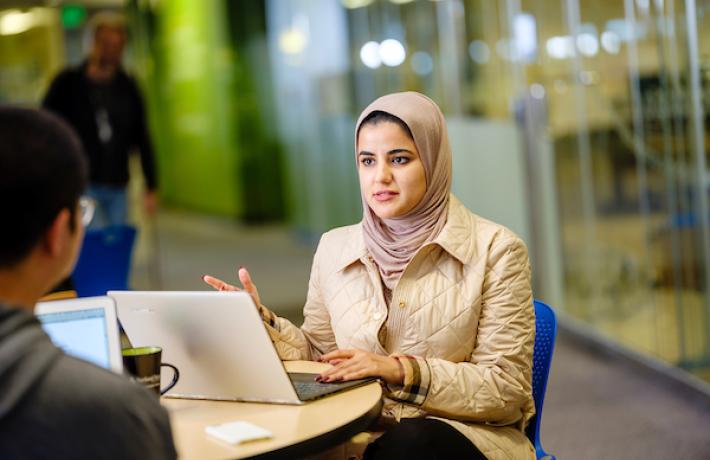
<box><xmin>202</xmin><ymin>269</ymin><xmax>262</xmax><ymax>308</ymax></box>
<box><xmin>203</xmin><ymin>267</ymin><xmax>263</xmax><ymax>307</ymax></box>
<box><xmin>202</xmin><ymin>275</ymin><xmax>221</xmax><ymax>289</ymax></box>
<box><xmin>317</xmin><ymin>350</ymin><xmax>401</xmax><ymax>385</ymax></box>
<box><xmin>318</xmin><ymin>361</ymin><xmax>355</xmax><ymax>381</ymax></box>
<box><xmin>320</xmin><ymin>358</ymin><xmax>372</xmax><ymax>382</ymax></box>
<box><xmin>318</xmin><ymin>350</ymin><xmax>367</xmax><ymax>381</ymax></box>
<box><xmin>202</xmin><ymin>275</ymin><xmax>240</xmax><ymax>292</ymax></box>
<box><xmin>238</xmin><ymin>267</ymin><xmax>253</xmax><ymax>289</ymax></box>
<box><xmin>320</xmin><ymin>349</ymin><xmax>355</xmax><ymax>363</ymax></box>
<box><xmin>238</xmin><ymin>267</ymin><xmax>261</xmax><ymax>305</ymax></box>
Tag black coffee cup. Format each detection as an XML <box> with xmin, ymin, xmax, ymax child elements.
<box><xmin>122</xmin><ymin>346</ymin><xmax>179</xmax><ymax>396</ymax></box>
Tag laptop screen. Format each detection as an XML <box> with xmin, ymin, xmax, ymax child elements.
<box><xmin>37</xmin><ymin>307</ymin><xmax>112</xmax><ymax>370</ymax></box>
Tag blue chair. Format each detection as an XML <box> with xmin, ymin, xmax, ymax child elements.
<box><xmin>526</xmin><ymin>300</ymin><xmax>557</xmax><ymax>460</ymax></box>
<box><xmin>72</xmin><ymin>225</ymin><xmax>137</xmax><ymax>297</ymax></box>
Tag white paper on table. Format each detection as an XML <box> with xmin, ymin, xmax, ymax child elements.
<box><xmin>205</xmin><ymin>420</ymin><xmax>273</xmax><ymax>445</ymax></box>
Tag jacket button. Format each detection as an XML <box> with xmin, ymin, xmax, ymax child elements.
<box><xmin>398</xmin><ymin>301</ymin><xmax>405</xmax><ymax>308</ymax></box>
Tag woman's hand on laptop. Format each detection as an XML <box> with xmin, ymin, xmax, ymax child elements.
<box><xmin>202</xmin><ymin>267</ymin><xmax>262</xmax><ymax>308</ymax></box>
<box><xmin>317</xmin><ymin>349</ymin><xmax>404</xmax><ymax>385</ymax></box>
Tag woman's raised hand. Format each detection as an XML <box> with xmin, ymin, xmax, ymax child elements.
<box><xmin>317</xmin><ymin>349</ymin><xmax>404</xmax><ymax>385</ymax></box>
<box><xmin>203</xmin><ymin>267</ymin><xmax>262</xmax><ymax>308</ymax></box>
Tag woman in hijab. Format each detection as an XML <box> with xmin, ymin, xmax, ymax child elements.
<box><xmin>204</xmin><ymin>92</ymin><xmax>536</xmax><ymax>460</ymax></box>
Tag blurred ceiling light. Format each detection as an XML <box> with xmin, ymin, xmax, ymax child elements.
<box><xmin>600</xmin><ymin>31</ymin><xmax>621</xmax><ymax>54</ymax></box>
<box><xmin>576</xmin><ymin>33</ymin><xmax>599</xmax><ymax>57</ymax></box>
<box><xmin>0</xmin><ymin>9</ymin><xmax>37</xmax><ymax>36</ymax></box>
<box><xmin>513</xmin><ymin>13</ymin><xmax>537</xmax><ymax>62</ymax></box>
<box><xmin>341</xmin><ymin>0</ymin><xmax>374</xmax><ymax>8</ymax></box>
<box><xmin>468</xmin><ymin>40</ymin><xmax>490</xmax><ymax>64</ymax></box>
<box><xmin>576</xmin><ymin>23</ymin><xmax>598</xmax><ymax>57</ymax></box>
<box><xmin>546</xmin><ymin>36</ymin><xmax>575</xmax><ymax>59</ymax></box>
<box><xmin>279</xmin><ymin>14</ymin><xmax>309</xmax><ymax>56</ymax></box>
<box><xmin>410</xmin><ymin>51</ymin><xmax>433</xmax><ymax>75</ymax></box>
<box><xmin>379</xmin><ymin>39</ymin><xmax>406</xmax><ymax>67</ymax></box>
<box><xmin>530</xmin><ymin>83</ymin><xmax>546</xmax><ymax>99</ymax></box>
<box><xmin>360</xmin><ymin>41</ymin><xmax>382</xmax><ymax>69</ymax></box>
<box><xmin>279</xmin><ymin>28</ymin><xmax>307</xmax><ymax>55</ymax></box>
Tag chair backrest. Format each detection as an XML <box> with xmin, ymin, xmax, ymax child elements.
<box><xmin>72</xmin><ymin>225</ymin><xmax>137</xmax><ymax>297</ymax></box>
<box><xmin>526</xmin><ymin>300</ymin><xmax>557</xmax><ymax>460</ymax></box>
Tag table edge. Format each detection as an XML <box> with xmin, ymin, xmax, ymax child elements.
<box><xmin>247</xmin><ymin>397</ymin><xmax>384</xmax><ymax>460</ymax></box>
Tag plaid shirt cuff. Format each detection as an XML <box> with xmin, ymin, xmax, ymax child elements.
<box><xmin>257</xmin><ymin>304</ymin><xmax>279</xmax><ymax>331</ymax></box>
<box><xmin>385</xmin><ymin>354</ymin><xmax>431</xmax><ymax>406</ymax></box>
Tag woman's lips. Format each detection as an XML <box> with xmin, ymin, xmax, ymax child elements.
<box><xmin>373</xmin><ymin>191</ymin><xmax>398</xmax><ymax>202</ymax></box>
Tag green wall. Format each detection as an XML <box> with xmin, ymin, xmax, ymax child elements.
<box><xmin>130</xmin><ymin>0</ymin><xmax>287</xmax><ymax>220</ymax></box>
<box><xmin>135</xmin><ymin>0</ymin><xmax>242</xmax><ymax>216</ymax></box>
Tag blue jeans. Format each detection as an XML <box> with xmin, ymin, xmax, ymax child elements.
<box><xmin>87</xmin><ymin>185</ymin><xmax>128</xmax><ymax>229</ymax></box>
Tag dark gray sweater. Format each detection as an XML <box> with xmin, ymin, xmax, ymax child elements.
<box><xmin>0</xmin><ymin>303</ymin><xmax>176</xmax><ymax>459</ymax></box>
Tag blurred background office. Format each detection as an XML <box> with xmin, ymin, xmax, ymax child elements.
<box><xmin>1</xmin><ymin>0</ymin><xmax>709</xmax><ymax>456</ymax></box>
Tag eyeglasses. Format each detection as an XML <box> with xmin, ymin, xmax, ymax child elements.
<box><xmin>79</xmin><ymin>196</ymin><xmax>96</xmax><ymax>227</ymax></box>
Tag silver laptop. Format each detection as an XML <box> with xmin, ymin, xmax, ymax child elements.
<box><xmin>109</xmin><ymin>291</ymin><xmax>374</xmax><ymax>404</ymax></box>
<box><xmin>35</xmin><ymin>296</ymin><xmax>124</xmax><ymax>373</ymax></box>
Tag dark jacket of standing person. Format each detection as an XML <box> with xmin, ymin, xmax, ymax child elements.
<box><xmin>43</xmin><ymin>62</ymin><xmax>157</xmax><ymax>191</ymax></box>
<box><xmin>0</xmin><ymin>106</ymin><xmax>175</xmax><ymax>460</ymax></box>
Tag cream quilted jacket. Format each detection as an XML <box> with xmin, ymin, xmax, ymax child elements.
<box><xmin>263</xmin><ymin>195</ymin><xmax>536</xmax><ymax>460</ymax></box>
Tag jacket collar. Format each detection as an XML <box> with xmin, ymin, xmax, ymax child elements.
<box><xmin>334</xmin><ymin>194</ymin><xmax>475</xmax><ymax>271</ymax></box>
<box><xmin>334</xmin><ymin>224</ymin><xmax>368</xmax><ymax>272</ymax></box>
<box><xmin>429</xmin><ymin>195</ymin><xmax>476</xmax><ymax>265</ymax></box>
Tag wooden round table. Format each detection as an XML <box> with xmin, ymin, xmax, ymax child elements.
<box><xmin>163</xmin><ymin>361</ymin><xmax>383</xmax><ymax>459</ymax></box>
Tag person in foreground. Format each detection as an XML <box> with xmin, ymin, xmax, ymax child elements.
<box><xmin>205</xmin><ymin>92</ymin><xmax>536</xmax><ymax>460</ymax></box>
<box><xmin>0</xmin><ymin>107</ymin><xmax>176</xmax><ymax>460</ymax></box>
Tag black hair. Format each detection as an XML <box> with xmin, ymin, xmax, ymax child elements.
<box><xmin>0</xmin><ymin>106</ymin><xmax>88</xmax><ymax>268</ymax></box>
<box><xmin>358</xmin><ymin>110</ymin><xmax>414</xmax><ymax>140</ymax></box>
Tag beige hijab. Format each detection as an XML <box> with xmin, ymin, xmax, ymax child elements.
<box><xmin>356</xmin><ymin>92</ymin><xmax>452</xmax><ymax>290</ymax></box>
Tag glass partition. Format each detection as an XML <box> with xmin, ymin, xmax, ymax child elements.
<box><xmin>264</xmin><ymin>0</ymin><xmax>710</xmax><ymax>382</ymax></box>
<box><xmin>517</xmin><ymin>0</ymin><xmax>710</xmax><ymax>381</ymax></box>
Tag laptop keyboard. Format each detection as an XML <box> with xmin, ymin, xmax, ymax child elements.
<box><xmin>288</xmin><ymin>373</ymin><xmax>376</xmax><ymax>401</ymax></box>
<box><xmin>292</xmin><ymin>380</ymin><xmax>333</xmax><ymax>400</ymax></box>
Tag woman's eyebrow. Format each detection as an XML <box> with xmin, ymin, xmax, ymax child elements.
<box><xmin>357</xmin><ymin>148</ymin><xmax>415</xmax><ymax>156</ymax></box>
<box><xmin>387</xmin><ymin>148</ymin><xmax>414</xmax><ymax>155</ymax></box>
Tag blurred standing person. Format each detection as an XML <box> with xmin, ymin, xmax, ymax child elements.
<box><xmin>43</xmin><ymin>12</ymin><xmax>158</xmax><ymax>228</ymax></box>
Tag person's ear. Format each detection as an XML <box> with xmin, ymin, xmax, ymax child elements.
<box><xmin>42</xmin><ymin>209</ymin><xmax>72</xmax><ymax>258</ymax></box>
